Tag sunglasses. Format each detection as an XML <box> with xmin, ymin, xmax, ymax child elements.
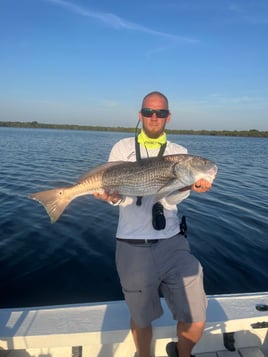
<box><xmin>141</xmin><ymin>108</ymin><xmax>169</xmax><ymax>118</ymax></box>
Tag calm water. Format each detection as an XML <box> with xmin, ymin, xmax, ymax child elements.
<box><xmin>0</xmin><ymin>128</ymin><xmax>268</xmax><ymax>308</ymax></box>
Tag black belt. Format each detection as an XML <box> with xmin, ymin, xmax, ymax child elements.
<box><xmin>116</xmin><ymin>238</ymin><xmax>159</xmax><ymax>244</ymax></box>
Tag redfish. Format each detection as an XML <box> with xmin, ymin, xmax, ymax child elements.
<box><xmin>29</xmin><ymin>154</ymin><xmax>217</xmax><ymax>223</ymax></box>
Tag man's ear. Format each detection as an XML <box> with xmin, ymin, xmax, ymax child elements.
<box><xmin>165</xmin><ymin>112</ymin><xmax>171</xmax><ymax>124</ymax></box>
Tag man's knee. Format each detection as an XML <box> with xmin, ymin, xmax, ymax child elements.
<box><xmin>177</xmin><ymin>321</ymin><xmax>206</xmax><ymax>342</ymax></box>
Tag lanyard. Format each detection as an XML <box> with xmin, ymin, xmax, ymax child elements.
<box><xmin>135</xmin><ymin>136</ymin><xmax>167</xmax><ymax>206</ymax></box>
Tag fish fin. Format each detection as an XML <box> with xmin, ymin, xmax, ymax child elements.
<box><xmin>78</xmin><ymin>161</ymin><xmax>125</xmax><ymax>182</ymax></box>
<box><xmin>156</xmin><ymin>178</ymin><xmax>186</xmax><ymax>194</ymax></box>
<box><xmin>153</xmin><ymin>193</ymin><xmax>168</xmax><ymax>203</ymax></box>
<box><xmin>29</xmin><ymin>188</ymin><xmax>71</xmax><ymax>223</ymax></box>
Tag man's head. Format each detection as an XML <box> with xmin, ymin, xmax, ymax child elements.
<box><xmin>138</xmin><ymin>91</ymin><xmax>171</xmax><ymax>139</ymax></box>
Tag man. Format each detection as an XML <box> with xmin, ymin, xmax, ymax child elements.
<box><xmin>94</xmin><ymin>91</ymin><xmax>212</xmax><ymax>357</ymax></box>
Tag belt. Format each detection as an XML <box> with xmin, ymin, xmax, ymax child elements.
<box><xmin>116</xmin><ymin>238</ymin><xmax>159</xmax><ymax>244</ymax></box>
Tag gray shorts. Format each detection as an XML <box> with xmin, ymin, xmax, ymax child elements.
<box><xmin>115</xmin><ymin>234</ymin><xmax>207</xmax><ymax>328</ymax></box>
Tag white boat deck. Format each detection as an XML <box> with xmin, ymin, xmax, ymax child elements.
<box><xmin>0</xmin><ymin>292</ymin><xmax>267</xmax><ymax>357</ymax></box>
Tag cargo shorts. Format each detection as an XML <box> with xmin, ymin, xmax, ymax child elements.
<box><xmin>115</xmin><ymin>234</ymin><xmax>207</xmax><ymax>328</ymax></box>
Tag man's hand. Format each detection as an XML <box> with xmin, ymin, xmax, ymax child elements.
<box><xmin>93</xmin><ymin>190</ymin><xmax>122</xmax><ymax>204</ymax></box>
<box><xmin>191</xmin><ymin>179</ymin><xmax>212</xmax><ymax>193</ymax></box>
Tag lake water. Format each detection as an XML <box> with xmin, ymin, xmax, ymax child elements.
<box><xmin>0</xmin><ymin>127</ymin><xmax>267</xmax><ymax>308</ymax></box>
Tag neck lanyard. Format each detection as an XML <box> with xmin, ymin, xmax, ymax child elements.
<box><xmin>135</xmin><ymin>136</ymin><xmax>167</xmax><ymax>206</ymax></box>
<box><xmin>135</xmin><ymin>136</ymin><xmax>166</xmax><ymax>160</ymax></box>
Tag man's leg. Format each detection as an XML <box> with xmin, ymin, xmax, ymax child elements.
<box><xmin>131</xmin><ymin>318</ymin><xmax>152</xmax><ymax>357</ymax></box>
<box><xmin>177</xmin><ymin>321</ymin><xmax>205</xmax><ymax>357</ymax></box>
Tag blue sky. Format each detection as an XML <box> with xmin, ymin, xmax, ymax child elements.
<box><xmin>0</xmin><ymin>0</ymin><xmax>267</xmax><ymax>130</ymax></box>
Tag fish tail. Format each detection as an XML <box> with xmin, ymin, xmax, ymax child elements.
<box><xmin>29</xmin><ymin>188</ymin><xmax>71</xmax><ymax>223</ymax></box>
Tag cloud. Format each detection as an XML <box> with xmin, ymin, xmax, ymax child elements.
<box><xmin>228</xmin><ymin>2</ymin><xmax>268</xmax><ymax>24</ymax></box>
<box><xmin>45</xmin><ymin>0</ymin><xmax>198</xmax><ymax>43</ymax></box>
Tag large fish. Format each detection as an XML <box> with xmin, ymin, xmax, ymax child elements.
<box><xmin>29</xmin><ymin>154</ymin><xmax>217</xmax><ymax>223</ymax></box>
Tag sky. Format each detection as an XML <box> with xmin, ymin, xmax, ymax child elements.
<box><xmin>0</xmin><ymin>0</ymin><xmax>268</xmax><ymax>131</ymax></box>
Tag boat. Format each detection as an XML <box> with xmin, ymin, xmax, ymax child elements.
<box><xmin>0</xmin><ymin>291</ymin><xmax>267</xmax><ymax>357</ymax></box>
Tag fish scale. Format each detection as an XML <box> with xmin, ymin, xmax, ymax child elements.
<box><xmin>101</xmin><ymin>158</ymin><xmax>176</xmax><ymax>195</ymax></box>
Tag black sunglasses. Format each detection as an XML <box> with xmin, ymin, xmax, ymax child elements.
<box><xmin>141</xmin><ymin>108</ymin><xmax>169</xmax><ymax>119</ymax></box>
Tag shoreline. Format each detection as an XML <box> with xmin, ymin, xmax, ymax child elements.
<box><xmin>1</xmin><ymin>121</ymin><xmax>267</xmax><ymax>137</ymax></box>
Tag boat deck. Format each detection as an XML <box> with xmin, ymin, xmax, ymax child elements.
<box><xmin>0</xmin><ymin>346</ymin><xmax>266</xmax><ymax>357</ymax></box>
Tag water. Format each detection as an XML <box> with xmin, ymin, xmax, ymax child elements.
<box><xmin>0</xmin><ymin>128</ymin><xmax>267</xmax><ymax>308</ymax></box>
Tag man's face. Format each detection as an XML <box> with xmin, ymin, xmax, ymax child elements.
<box><xmin>139</xmin><ymin>94</ymin><xmax>171</xmax><ymax>139</ymax></box>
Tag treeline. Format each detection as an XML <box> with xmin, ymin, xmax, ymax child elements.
<box><xmin>1</xmin><ymin>121</ymin><xmax>267</xmax><ymax>138</ymax></box>
<box><xmin>0</xmin><ymin>121</ymin><xmax>135</xmax><ymax>133</ymax></box>
<box><xmin>166</xmin><ymin>129</ymin><xmax>268</xmax><ymax>137</ymax></box>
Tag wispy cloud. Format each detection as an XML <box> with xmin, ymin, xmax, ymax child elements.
<box><xmin>228</xmin><ymin>2</ymin><xmax>268</xmax><ymax>24</ymax></box>
<box><xmin>45</xmin><ymin>0</ymin><xmax>198</xmax><ymax>43</ymax></box>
